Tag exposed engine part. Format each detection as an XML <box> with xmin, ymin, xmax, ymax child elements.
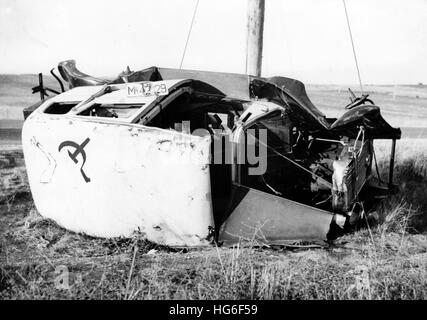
<box><xmin>332</xmin><ymin>132</ymin><xmax>372</xmax><ymax>213</ymax></box>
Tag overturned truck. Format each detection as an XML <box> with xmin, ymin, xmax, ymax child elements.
<box><xmin>22</xmin><ymin>60</ymin><xmax>401</xmax><ymax>247</ymax></box>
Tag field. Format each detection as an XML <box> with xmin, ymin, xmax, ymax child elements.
<box><xmin>0</xmin><ymin>74</ymin><xmax>426</xmax><ymax>299</ymax></box>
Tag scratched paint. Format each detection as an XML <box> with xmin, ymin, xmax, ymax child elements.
<box><xmin>22</xmin><ymin>113</ymin><xmax>214</xmax><ymax>246</ymax></box>
<box><xmin>30</xmin><ymin>137</ymin><xmax>57</xmax><ymax>183</ymax></box>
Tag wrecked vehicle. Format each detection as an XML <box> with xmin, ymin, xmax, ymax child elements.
<box><xmin>22</xmin><ymin>60</ymin><xmax>401</xmax><ymax>247</ymax></box>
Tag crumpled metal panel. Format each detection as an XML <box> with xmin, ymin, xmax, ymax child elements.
<box><xmin>54</xmin><ymin>60</ymin><xmax>400</xmax><ymax>141</ymax></box>
<box><xmin>330</xmin><ymin>105</ymin><xmax>401</xmax><ymax>139</ymax></box>
<box><xmin>219</xmin><ymin>184</ymin><xmax>334</xmax><ymax>245</ymax></box>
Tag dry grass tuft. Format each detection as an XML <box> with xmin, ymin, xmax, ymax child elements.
<box><xmin>375</xmin><ymin>199</ymin><xmax>414</xmax><ymax>234</ymax></box>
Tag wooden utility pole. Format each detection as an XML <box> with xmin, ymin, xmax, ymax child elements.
<box><xmin>245</xmin><ymin>0</ymin><xmax>265</xmax><ymax>77</ymax></box>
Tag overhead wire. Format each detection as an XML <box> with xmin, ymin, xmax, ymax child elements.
<box><xmin>342</xmin><ymin>0</ymin><xmax>364</xmax><ymax>93</ymax></box>
<box><xmin>179</xmin><ymin>0</ymin><xmax>200</xmax><ymax>69</ymax></box>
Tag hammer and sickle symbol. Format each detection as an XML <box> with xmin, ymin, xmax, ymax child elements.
<box><xmin>58</xmin><ymin>138</ymin><xmax>91</xmax><ymax>183</ymax></box>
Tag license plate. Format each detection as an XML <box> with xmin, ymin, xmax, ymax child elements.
<box><xmin>126</xmin><ymin>81</ymin><xmax>169</xmax><ymax>97</ymax></box>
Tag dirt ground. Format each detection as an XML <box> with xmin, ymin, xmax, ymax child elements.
<box><xmin>0</xmin><ymin>142</ymin><xmax>426</xmax><ymax>299</ymax></box>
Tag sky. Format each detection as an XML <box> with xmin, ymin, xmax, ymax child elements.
<box><xmin>0</xmin><ymin>0</ymin><xmax>426</xmax><ymax>84</ymax></box>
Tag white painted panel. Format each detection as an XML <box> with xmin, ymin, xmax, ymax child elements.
<box><xmin>22</xmin><ymin>114</ymin><xmax>214</xmax><ymax>246</ymax></box>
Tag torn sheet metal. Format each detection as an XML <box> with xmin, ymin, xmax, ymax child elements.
<box><xmin>219</xmin><ymin>184</ymin><xmax>334</xmax><ymax>245</ymax></box>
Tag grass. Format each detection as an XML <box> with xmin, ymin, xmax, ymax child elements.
<box><xmin>373</xmin><ymin>139</ymin><xmax>427</xmax><ymax>232</ymax></box>
<box><xmin>0</xmin><ymin>139</ymin><xmax>426</xmax><ymax>300</ymax></box>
